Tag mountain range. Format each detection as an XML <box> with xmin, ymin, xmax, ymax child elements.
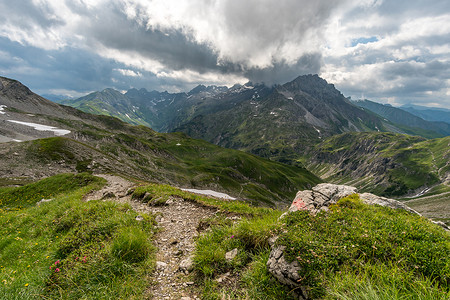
<box><xmin>2</xmin><ymin>75</ymin><xmax>448</xmax><ymax>300</ymax></box>
<box><xmin>2</xmin><ymin>75</ymin><xmax>449</xmax><ymax>222</ymax></box>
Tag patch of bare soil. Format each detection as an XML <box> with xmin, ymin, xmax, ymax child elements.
<box><xmin>88</xmin><ymin>174</ymin><xmax>218</xmax><ymax>299</ymax></box>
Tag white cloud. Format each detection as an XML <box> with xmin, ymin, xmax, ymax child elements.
<box><xmin>320</xmin><ymin>1</ymin><xmax>450</xmax><ymax>108</ymax></box>
<box><xmin>114</xmin><ymin>68</ymin><xmax>142</xmax><ymax>77</ymax></box>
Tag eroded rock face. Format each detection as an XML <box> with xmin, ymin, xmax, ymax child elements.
<box><xmin>268</xmin><ymin>183</ymin><xmax>431</xmax><ymax>298</ymax></box>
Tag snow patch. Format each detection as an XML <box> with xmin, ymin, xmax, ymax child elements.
<box><xmin>181</xmin><ymin>188</ymin><xmax>236</xmax><ymax>200</ymax></box>
<box><xmin>7</xmin><ymin>120</ymin><xmax>71</xmax><ymax>136</ymax></box>
<box><xmin>0</xmin><ymin>105</ymin><xmax>6</xmax><ymax>114</ymax></box>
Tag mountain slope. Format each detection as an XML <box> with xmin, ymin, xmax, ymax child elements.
<box><xmin>0</xmin><ymin>76</ymin><xmax>320</xmax><ymax>206</ymax></box>
<box><xmin>0</xmin><ymin>76</ymin><xmax>75</xmax><ymax>118</ymax></box>
<box><xmin>307</xmin><ymin>132</ymin><xmax>449</xmax><ymax>197</ymax></box>
<box><xmin>353</xmin><ymin>99</ymin><xmax>450</xmax><ymax>138</ymax></box>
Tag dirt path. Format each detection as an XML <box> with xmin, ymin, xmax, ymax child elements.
<box><xmin>85</xmin><ymin>174</ymin><xmax>218</xmax><ymax>299</ymax></box>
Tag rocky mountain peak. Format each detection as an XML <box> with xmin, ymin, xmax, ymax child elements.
<box><xmin>283</xmin><ymin>74</ymin><xmax>343</xmax><ymax>101</ymax></box>
<box><xmin>188</xmin><ymin>84</ymin><xmax>207</xmax><ymax>95</ymax></box>
<box><xmin>0</xmin><ymin>76</ymin><xmax>34</xmax><ymax>97</ymax></box>
<box><xmin>0</xmin><ymin>76</ymin><xmax>72</xmax><ymax>117</ymax></box>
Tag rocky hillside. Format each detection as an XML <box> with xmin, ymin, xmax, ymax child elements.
<box><xmin>306</xmin><ymin>132</ymin><xmax>450</xmax><ymax>214</ymax></box>
<box><xmin>0</xmin><ymin>76</ymin><xmax>321</xmax><ymax>206</ymax></box>
<box><xmin>0</xmin><ymin>76</ymin><xmax>75</xmax><ymax>119</ymax></box>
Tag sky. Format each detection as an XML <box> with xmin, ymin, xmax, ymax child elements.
<box><xmin>0</xmin><ymin>0</ymin><xmax>449</xmax><ymax>108</ymax></box>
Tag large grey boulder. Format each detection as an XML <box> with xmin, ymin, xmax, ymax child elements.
<box><xmin>286</xmin><ymin>183</ymin><xmax>421</xmax><ymax>216</ymax></box>
<box><xmin>287</xmin><ymin>183</ymin><xmax>357</xmax><ymax>215</ymax></box>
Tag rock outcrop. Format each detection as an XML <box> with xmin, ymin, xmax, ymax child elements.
<box><xmin>287</xmin><ymin>183</ymin><xmax>357</xmax><ymax>215</ymax></box>
<box><xmin>286</xmin><ymin>183</ymin><xmax>421</xmax><ymax>215</ymax></box>
<box><xmin>268</xmin><ymin>183</ymin><xmax>440</xmax><ymax>299</ymax></box>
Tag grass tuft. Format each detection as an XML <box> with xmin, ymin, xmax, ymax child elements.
<box><xmin>112</xmin><ymin>227</ymin><xmax>151</xmax><ymax>263</ymax></box>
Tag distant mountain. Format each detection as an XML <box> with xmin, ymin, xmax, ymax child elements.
<box><xmin>58</xmin><ymin>88</ymin><xmax>152</xmax><ymax>127</ymax></box>
<box><xmin>61</xmin><ymin>74</ymin><xmax>430</xmax><ymax>165</ymax></box>
<box><xmin>400</xmin><ymin>104</ymin><xmax>450</xmax><ymax>124</ymax></box>
<box><xmin>353</xmin><ymin>99</ymin><xmax>450</xmax><ymax>138</ymax></box>
<box><xmin>0</xmin><ymin>76</ymin><xmax>320</xmax><ymax>206</ymax></box>
<box><xmin>62</xmin><ymin>84</ymin><xmax>234</xmax><ymax>132</ymax></box>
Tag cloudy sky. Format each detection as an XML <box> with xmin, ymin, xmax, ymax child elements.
<box><xmin>0</xmin><ymin>0</ymin><xmax>449</xmax><ymax>108</ymax></box>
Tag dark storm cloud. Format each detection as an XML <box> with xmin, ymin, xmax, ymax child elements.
<box><xmin>0</xmin><ymin>37</ymin><xmax>162</xmax><ymax>94</ymax></box>
<box><xmin>0</xmin><ymin>0</ymin><xmax>348</xmax><ymax>92</ymax></box>
<box><xmin>244</xmin><ymin>53</ymin><xmax>323</xmax><ymax>85</ymax></box>
<box><xmin>0</xmin><ymin>0</ymin><xmax>449</xmax><ymax>108</ymax></box>
<box><xmin>81</xmin><ymin>4</ymin><xmax>222</xmax><ymax>74</ymax></box>
<box><xmin>79</xmin><ymin>1</ymin><xmax>333</xmax><ymax>85</ymax></box>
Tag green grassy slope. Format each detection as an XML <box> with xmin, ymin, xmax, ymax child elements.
<box><xmin>1</xmin><ymin>174</ymin><xmax>448</xmax><ymax>300</ymax></box>
<box><xmin>2</xmin><ymin>110</ymin><xmax>321</xmax><ymax>206</ymax></box>
<box><xmin>308</xmin><ymin>133</ymin><xmax>449</xmax><ymax>196</ymax></box>
<box><xmin>0</xmin><ymin>174</ymin><xmax>157</xmax><ymax>299</ymax></box>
